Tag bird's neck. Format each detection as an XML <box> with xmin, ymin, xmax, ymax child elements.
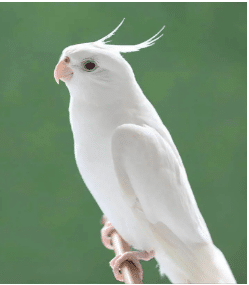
<box><xmin>68</xmin><ymin>78</ymin><xmax>147</xmax><ymax>142</ymax></box>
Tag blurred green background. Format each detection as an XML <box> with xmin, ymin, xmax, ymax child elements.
<box><xmin>0</xmin><ymin>2</ymin><xmax>246</xmax><ymax>284</ymax></box>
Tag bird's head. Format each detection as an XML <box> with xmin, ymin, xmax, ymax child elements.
<box><xmin>54</xmin><ymin>19</ymin><xmax>164</xmax><ymax>104</ymax></box>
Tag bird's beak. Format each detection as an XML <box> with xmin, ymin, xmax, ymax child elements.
<box><xmin>54</xmin><ymin>59</ymin><xmax>73</xmax><ymax>84</ymax></box>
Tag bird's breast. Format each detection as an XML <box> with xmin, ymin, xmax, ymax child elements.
<box><xmin>73</xmin><ymin>135</ymin><xmax>153</xmax><ymax>250</ymax></box>
<box><xmin>68</xmin><ymin>100</ymin><xmax>160</xmax><ymax>250</ymax></box>
<box><xmin>68</xmin><ymin>107</ymin><xmax>152</xmax><ymax>250</ymax></box>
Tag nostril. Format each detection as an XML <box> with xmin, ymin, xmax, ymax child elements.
<box><xmin>64</xmin><ymin>56</ymin><xmax>70</xmax><ymax>63</ymax></box>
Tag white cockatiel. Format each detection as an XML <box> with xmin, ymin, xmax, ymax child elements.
<box><xmin>54</xmin><ymin>19</ymin><xmax>236</xmax><ymax>284</ymax></box>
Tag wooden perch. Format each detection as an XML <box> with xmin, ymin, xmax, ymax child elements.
<box><xmin>101</xmin><ymin>216</ymin><xmax>143</xmax><ymax>284</ymax></box>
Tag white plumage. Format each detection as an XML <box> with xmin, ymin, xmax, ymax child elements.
<box><xmin>54</xmin><ymin>19</ymin><xmax>236</xmax><ymax>283</ymax></box>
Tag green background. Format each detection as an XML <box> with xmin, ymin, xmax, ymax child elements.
<box><xmin>0</xmin><ymin>2</ymin><xmax>246</xmax><ymax>284</ymax></box>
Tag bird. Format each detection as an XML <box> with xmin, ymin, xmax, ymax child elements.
<box><xmin>54</xmin><ymin>19</ymin><xmax>236</xmax><ymax>284</ymax></box>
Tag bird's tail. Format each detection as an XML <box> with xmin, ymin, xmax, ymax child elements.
<box><xmin>154</xmin><ymin>242</ymin><xmax>236</xmax><ymax>284</ymax></box>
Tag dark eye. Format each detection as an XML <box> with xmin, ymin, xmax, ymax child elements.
<box><xmin>82</xmin><ymin>60</ymin><xmax>97</xmax><ymax>72</ymax></box>
<box><xmin>64</xmin><ymin>56</ymin><xmax>70</xmax><ymax>63</ymax></box>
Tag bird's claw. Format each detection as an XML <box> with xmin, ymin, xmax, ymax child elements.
<box><xmin>101</xmin><ymin>221</ymin><xmax>116</xmax><ymax>250</ymax></box>
<box><xmin>110</xmin><ymin>251</ymin><xmax>143</xmax><ymax>282</ymax></box>
<box><xmin>110</xmin><ymin>250</ymin><xmax>155</xmax><ymax>282</ymax></box>
<box><xmin>101</xmin><ymin>216</ymin><xmax>155</xmax><ymax>282</ymax></box>
<box><xmin>138</xmin><ymin>249</ymin><xmax>155</xmax><ymax>261</ymax></box>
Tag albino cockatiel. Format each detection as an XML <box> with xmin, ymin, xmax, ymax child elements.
<box><xmin>54</xmin><ymin>19</ymin><xmax>236</xmax><ymax>284</ymax></box>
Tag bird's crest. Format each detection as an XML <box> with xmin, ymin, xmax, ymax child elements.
<box><xmin>94</xmin><ymin>18</ymin><xmax>165</xmax><ymax>53</ymax></box>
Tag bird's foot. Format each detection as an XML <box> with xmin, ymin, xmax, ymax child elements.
<box><xmin>110</xmin><ymin>250</ymin><xmax>155</xmax><ymax>282</ymax></box>
<box><xmin>101</xmin><ymin>220</ymin><xmax>116</xmax><ymax>250</ymax></box>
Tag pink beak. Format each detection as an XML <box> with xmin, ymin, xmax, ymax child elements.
<box><xmin>54</xmin><ymin>59</ymin><xmax>73</xmax><ymax>84</ymax></box>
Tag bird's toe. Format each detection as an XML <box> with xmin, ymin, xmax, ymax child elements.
<box><xmin>101</xmin><ymin>222</ymin><xmax>116</xmax><ymax>250</ymax></box>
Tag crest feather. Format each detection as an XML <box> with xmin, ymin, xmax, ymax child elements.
<box><xmin>97</xmin><ymin>18</ymin><xmax>125</xmax><ymax>44</ymax></box>
<box><xmin>95</xmin><ymin>19</ymin><xmax>165</xmax><ymax>53</ymax></box>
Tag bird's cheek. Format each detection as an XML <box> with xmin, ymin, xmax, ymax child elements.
<box><xmin>54</xmin><ymin>60</ymin><xmax>74</xmax><ymax>84</ymax></box>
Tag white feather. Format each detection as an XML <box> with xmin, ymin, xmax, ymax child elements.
<box><xmin>56</xmin><ymin>20</ymin><xmax>236</xmax><ymax>284</ymax></box>
<box><xmin>97</xmin><ymin>18</ymin><xmax>125</xmax><ymax>44</ymax></box>
<box><xmin>96</xmin><ymin>18</ymin><xmax>165</xmax><ymax>53</ymax></box>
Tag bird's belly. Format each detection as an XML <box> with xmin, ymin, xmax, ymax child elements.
<box><xmin>74</xmin><ymin>140</ymin><xmax>154</xmax><ymax>251</ymax></box>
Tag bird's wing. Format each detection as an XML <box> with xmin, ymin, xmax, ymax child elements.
<box><xmin>111</xmin><ymin>124</ymin><xmax>212</xmax><ymax>244</ymax></box>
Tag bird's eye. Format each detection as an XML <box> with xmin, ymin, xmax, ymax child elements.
<box><xmin>64</xmin><ymin>56</ymin><xmax>70</xmax><ymax>63</ymax></box>
<box><xmin>82</xmin><ymin>60</ymin><xmax>98</xmax><ymax>72</ymax></box>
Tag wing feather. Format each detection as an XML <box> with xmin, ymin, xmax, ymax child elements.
<box><xmin>112</xmin><ymin>124</ymin><xmax>212</xmax><ymax>244</ymax></box>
